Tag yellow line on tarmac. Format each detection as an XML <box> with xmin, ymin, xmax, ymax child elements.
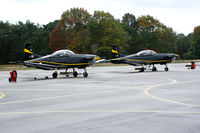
<box><xmin>0</xmin><ymin>109</ymin><xmax>200</xmax><ymax>115</ymax></box>
<box><xmin>0</xmin><ymin>92</ymin><xmax>5</xmax><ymax>100</ymax></box>
<box><xmin>144</xmin><ymin>79</ymin><xmax>200</xmax><ymax>107</ymax></box>
<box><xmin>0</xmin><ymin>84</ymin><xmax>151</xmax><ymax>105</ymax></box>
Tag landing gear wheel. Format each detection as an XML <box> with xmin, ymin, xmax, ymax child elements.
<box><xmin>8</xmin><ymin>78</ymin><xmax>11</xmax><ymax>82</ymax></box>
<box><xmin>52</xmin><ymin>72</ymin><xmax>58</xmax><ymax>78</ymax></box>
<box><xmin>73</xmin><ymin>71</ymin><xmax>78</xmax><ymax>77</ymax></box>
<box><xmin>83</xmin><ymin>72</ymin><xmax>88</xmax><ymax>78</ymax></box>
<box><xmin>165</xmin><ymin>67</ymin><xmax>169</xmax><ymax>71</ymax></box>
<box><xmin>139</xmin><ymin>68</ymin><xmax>145</xmax><ymax>72</ymax></box>
<box><xmin>152</xmin><ymin>67</ymin><xmax>157</xmax><ymax>71</ymax></box>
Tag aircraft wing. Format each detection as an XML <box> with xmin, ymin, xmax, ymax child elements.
<box><xmin>24</xmin><ymin>61</ymin><xmax>65</xmax><ymax>70</ymax></box>
<box><xmin>124</xmin><ymin>60</ymin><xmax>142</xmax><ymax>66</ymax></box>
<box><xmin>95</xmin><ymin>59</ymin><xmax>109</xmax><ymax>63</ymax></box>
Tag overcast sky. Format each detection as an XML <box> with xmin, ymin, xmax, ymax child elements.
<box><xmin>0</xmin><ymin>0</ymin><xmax>200</xmax><ymax>35</ymax></box>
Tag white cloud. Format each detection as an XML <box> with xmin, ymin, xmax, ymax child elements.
<box><xmin>0</xmin><ymin>0</ymin><xmax>200</xmax><ymax>35</ymax></box>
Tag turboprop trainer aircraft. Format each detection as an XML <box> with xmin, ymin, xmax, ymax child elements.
<box><xmin>24</xmin><ymin>43</ymin><xmax>101</xmax><ymax>78</ymax></box>
<box><xmin>110</xmin><ymin>45</ymin><xmax>179</xmax><ymax>72</ymax></box>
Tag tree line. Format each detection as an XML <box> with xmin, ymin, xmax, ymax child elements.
<box><xmin>0</xmin><ymin>7</ymin><xmax>200</xmax><ymax>64</ymax></box>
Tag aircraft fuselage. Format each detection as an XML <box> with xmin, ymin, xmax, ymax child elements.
<box><xmin>24</xmin><ymin>54</ymin><xmax>98</xmax><ymax>70</ymax></box>
<box><xmin>111</xmin><ymin>53</ymin><xmax>177</xmax><ymax>66</ymax></box>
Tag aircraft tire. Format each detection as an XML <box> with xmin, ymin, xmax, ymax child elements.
<box><xmin>165</xmin><ymin>67</ymin><xmax>169</xmax><ymax>71</ymax></box>
<box><xmin>52</xmin><ymin>72</ymin><xmax>58</xmax><ymax>78</ymax></box>
<box><xmin>152</xmin><ymin>67</ymin><xmax>157</xmax><ymax>71</ymax></box>
<box><xmin>83</xmin><ymin>72</ymin><xmax>88</xmax><ymax>78</ymax></box>
<box><xmin>139</xmin><ymin>68</ymin><xmax>145</xmax><ymax>72</ymax></box>
<box><xmin>73</xmin><ymin>71</ymin><xmax>78</xmax><ymax>77</ymax></box>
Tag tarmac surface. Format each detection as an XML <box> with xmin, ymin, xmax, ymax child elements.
<box><xmin>0</xmin><ymin>63</ymin><xmax>200</xmax><ymax>133</ymax></box>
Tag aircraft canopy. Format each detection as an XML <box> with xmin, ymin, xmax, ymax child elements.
<box><xmin>52</xmin><ymin>50</ymin><xmax>75</xmax><ymax>57</ymax></box>
<box><xmin>136</xmin><ymin>50</ymin><xmax>157</xmax><ymax>56</ymax></box>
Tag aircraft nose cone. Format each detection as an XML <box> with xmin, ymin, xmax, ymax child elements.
<box><xmin>168</xmin><ymin>54</ymin><xmax>179</xmax><ymax>58</ymax></box>
<box><xmin>94</xmin><ymin>56</ymin><xmax>101</xmax><ymax>61</ymax></box>
<box><xmin>175</xmin><ymin>54</ymin><xmax>179</xmax><ymax>57</ymax></box>
<box><xmin>85</xmin><ymin>55</ymin><xmax>101</xmax><ymax>61</ymax></box>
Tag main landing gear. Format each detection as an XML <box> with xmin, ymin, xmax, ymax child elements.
<box><xmin>137</xmin><ymin>64</ymin><xmax>169</xmax><ymax>72</ymax></box>
<box><xmin>73</xmin><ymin>68</ymin><xmax>78</xmax><ymax>77</ymax></box>
<box><xmin>52</xmin><ymin>69</ymin><xmax>58</xmax><ymax>78</ymax></box>
<box><xmin>165</xmin><ymin>64</ymin><xmax>169</xmax><ymax>71</ymax></box>
<box><xmin>52</xmin><ymin>68</ymin><xmax>89</xmax><ymax>78</ymax></box>
<box><xmin>139</xmin><ymin>64</ymin><xmax>145</xmax><ymax>72</ymax></box>
<box><xmin>152</xmin><ymin>64</ymin><xmax>157</xmax><ymax>71</ymax></box>
<box><xmin>152</xmin><ymin>64</ymin><xmax>169</xmax><ymax>72</ymax></box>
<box><xmin>139</xmin><ymin>67</ymin><xmax>145</xmax><ymax>72</ymax></box>
<box><xmin>72</xmin><ymin>68</ymin><xmax>88</xmax><ymax>78</ymax></box>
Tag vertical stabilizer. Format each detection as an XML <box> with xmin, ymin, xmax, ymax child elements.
<box><xmin>24</xmin><ymin>42</ymin><xmax>34</xmax><ymax>60</ymax></box>
<box><xmin>112</xmin><ymin>45</ymin><xmax>120</xmax><ymax>58</ymax></box>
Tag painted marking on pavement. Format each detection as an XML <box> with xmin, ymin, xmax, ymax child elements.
<box><xmin>0</xmin><ymin>109</ymin><xmax>200</xmax><ymax>116</ymax></box>
<box><xmin>144</xmin><ymin>79</ymin><xmax>200</xmax><ymax>107</ymax></box>
<box><xmin>0</xmin><ymin>84</ymin><xmax>151</xmax><ymax>105</ymax></box>
<box><xmin>0</xmin><ymin>92</ymin><xmax>5</xmax><ymax>100</ymax></box>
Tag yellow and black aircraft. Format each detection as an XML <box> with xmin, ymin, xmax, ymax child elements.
<box><xmin>111</xmin><ymin>45</ymin><xmax>179</xmax><ymax>72</ymax></box>
<box><xmin>24</xmin><ymin>43</ymin><xmax>101</xmax><ymax>78</ymax></box>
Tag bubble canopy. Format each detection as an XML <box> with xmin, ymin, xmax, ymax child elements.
<box><xmin>52</xmin><ymin>50</ymin><xmax>75</xmax><ymax>57</ymax></box>
<box><xmin>136</xmin><ymin>50</ymin><xmax>157</xmax><ymax>56</ymax></box>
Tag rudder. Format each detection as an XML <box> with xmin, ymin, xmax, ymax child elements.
<box><xmin>24</xmin><ymin>42</ymin><xmax>41</xmax><ymax>60</ymax></box>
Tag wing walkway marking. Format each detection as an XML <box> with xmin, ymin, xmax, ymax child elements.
<box><xmin>144</xmin><ymin>79</ymin><xmax>200</xmax><ymax>107</ymax></box>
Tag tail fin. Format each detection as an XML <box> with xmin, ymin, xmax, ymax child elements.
<box><xmin>112</xmin><ymin>45</ymin><xmax>120</xmax><ymax>58</ymax></box>
<box><xmin>24</xmin><ymin>42</ymin><xmax>41</xmax><ymax>60</ymax></box>
<box><xmin>24</xmin><ymin>42</ymin><xmax>34</xmax><ymax>60</ymax></box>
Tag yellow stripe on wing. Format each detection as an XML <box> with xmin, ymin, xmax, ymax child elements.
<box><xmin>127</xmin><ymin>59</ymin><xmax>171</xmax><ymax>63</ymax></box>
<box><xmin>25</xmin><ymin>60</ymin><xmax>90</xmax><ymax>66</ymax></box>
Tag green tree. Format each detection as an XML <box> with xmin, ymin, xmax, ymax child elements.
<box><xmin>174</xmin><ymin>34</ymin><xmax>191</xmax><ymax>59</ymax></box>
<box><xmin>89</xmin><ymin>11</ymin><xmax>128</xmax><ymax>58</ymax></box>
<box><xmin>185</xmin><ymin>26</ymin><xmax>200</xmax><ymax>59</ymax></box>
<box><xmin>0</xmin><ymin>21</ymin><xmax>11</xmax><ymax>64</ymax></box>
<box><xmin>49</xmin><ymin>8</ymin><xmax>91</xmax><ymax>53</ymax></box>
<box><xmin>0</xmin><ymin>20</ymin><xmax>56</xmax><ymax>64</ymax></box>
<box><xmin>121</xmin><ymin>13</ymin><xmax>138</xmax><ymax>53</ymax></box>
<box><xmin>136</xmin><ymin>15</ymin><xmax>176</xmax><ymax>53</ymax></box>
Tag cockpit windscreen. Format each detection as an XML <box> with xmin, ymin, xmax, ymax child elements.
<box><xmin>52</xmin><ymin>50</ymin><xmax>75</xmax><ymax>57</ymax></box>
<box><xmin>136</xmin><ymin>50</ymin><xmax>157</xmax><ymax>56</ymax></box>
